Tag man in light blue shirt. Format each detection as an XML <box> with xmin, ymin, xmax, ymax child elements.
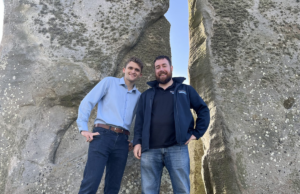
<box><xmin>77</xmin><ymin>57</ymin><xmax>143</xmax><ymax>194</ymax></box>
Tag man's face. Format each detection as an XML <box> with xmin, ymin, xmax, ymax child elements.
<box><xmin>154</xmin><ymin>58</ymin><xmax>173</xmax><ymax>84</ymax></box>
<box><xmin>123</xmin><ymin>61</ymin><xmax>142</xmax><ymax>83</ymax></box>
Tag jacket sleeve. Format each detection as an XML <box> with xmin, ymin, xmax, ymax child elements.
<box><xmin>133</xmin><ymin>94</ymin><xmax>144</xmax><ymax>146</ymax></box>
<box><xmin>188</xmin><ymin>86</ymin><xmax>210</xmax><ymax>139</ymax></box>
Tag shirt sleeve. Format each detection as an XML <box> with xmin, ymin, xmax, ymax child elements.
<box><xmin>76</xmin><ymin>77</ymin><xmax>110</xmax><ymax>132</ymax></box>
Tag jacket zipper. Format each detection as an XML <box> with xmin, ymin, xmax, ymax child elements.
<box><xmin>147</xmin><ymin>88</ymin><xmax>155</xmax><ymax>149</ymax></box>
<box><xmin>174</xmin><ymin>84</ymin><xmax>181</xmax><ymax>145</ymax></box>
<box><xmin>150</xmin><ymin>87</ymin><xmax>155</xmax><ymax>109</ymax></box>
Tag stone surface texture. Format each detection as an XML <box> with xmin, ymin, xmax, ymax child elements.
<box><xmin>188</xmin><ymin>111</ymin><xmax>206</xmax><ymax>194</ymax></box>
<box><xmin>188</xmin><ymin>0</ymin><xmax>300</xmax><ymax>193</ymax></box>
<box><xmin>0</xmin><ymin>0</ymin><xmax>170</xmax><ymax>193</ymax></box>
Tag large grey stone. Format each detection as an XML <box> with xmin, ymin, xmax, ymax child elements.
<box><xmin>188</xmin><ymin>0</ymin><xmax>300</xmax><ymax>193</ymax></box>
<box><xmin>0</xmin><ymin>0</ymin><xmax>170</xmax><ymax>193</ymax></box>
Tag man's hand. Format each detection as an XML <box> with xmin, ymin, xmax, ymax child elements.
<box><xmin>133</xmin><ymin>144</ymin><xmax>142</xmax><ymax>159</ymax></box>
<box><xmin>185</xmin><ymin>135</ymin><xmax>196</xmax><ymax>145</ymax></box>
<box><xmin>81</xmin><ymin>131</ymin><xmax>100</xmax><ymax>142</ymax></box>
<box><xmin>128</xmin><ymin>140</ymin><xmax>133</xmax><ymax>151</ymax></box>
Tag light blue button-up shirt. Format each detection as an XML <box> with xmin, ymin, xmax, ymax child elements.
<box><xmin>76</xmin><ymin>77</ymin><xmax>141</xmax><ymax>132</ymax></box>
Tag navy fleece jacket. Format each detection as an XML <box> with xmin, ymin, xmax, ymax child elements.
<box><xmin>133</xmin><ymin>77</ymin><xmax>210</xmax><ymax>153</ymax></box>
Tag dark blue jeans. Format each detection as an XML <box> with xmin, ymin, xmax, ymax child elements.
<box><xmin>141</xmin><ymin>144</ymin><xmax>190</xmax><ymax>194</ymax></box>
<box><xmin>78</xmin><ymin>127</ymin><xmax>129</xmax><ymax>194</ymax></box>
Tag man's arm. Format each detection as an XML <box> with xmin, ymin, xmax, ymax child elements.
<box><xmin>133</xmin><ymin>95</ymin><xmax>144</xmax><ymax>145</ymax></box>
<box><xmin>133</xmin><ymin>95</ymin><xmax>144</xmax><ymax>159</ymax></box>
<box><xmin>188</xmin><ymin>86</ymin><xmax>210</xmax><ymax>140</ymax></box>
<box><xmin>76</xmin><ymin>77</ymin><xmax>110</xmax><ymax>133</ymax></box>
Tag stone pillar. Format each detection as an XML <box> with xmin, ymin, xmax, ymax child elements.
<box><xmin>0</xmin><ymin>0</ymin><xmax>170</xmax><ymax>193</ymax></box>
<box><xmin>188</xmin><ymin>0</ymin><xmax>300</xmax><ymax>193</ymax></box>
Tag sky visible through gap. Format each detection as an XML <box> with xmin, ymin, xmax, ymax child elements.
<box><xmin>165</xmin><ymin>0</ymin><xmax>189</xmax><ymax>84</ymax></box>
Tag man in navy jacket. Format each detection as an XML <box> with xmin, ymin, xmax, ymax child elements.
<box><xmin>133</xmin><ymin>55</ymin><xmax>210</xmax><ymax>194</ymax></box>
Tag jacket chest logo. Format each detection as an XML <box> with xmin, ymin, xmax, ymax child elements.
<box><xmin>170</xmin><ymin>91</ymin><xmax>174</xmax><ymax>94</ymax></box>
<box><xmin>178</xmin><ymin>90</ymin><xmax>187</xmax><ymax>95</ymax></box>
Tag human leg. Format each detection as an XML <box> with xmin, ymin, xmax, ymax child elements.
<box><xmin>104</xmin><ymin>133</ymin><xmax>129</xmax><ymax>194</ymax></box>
<box><xmin>78</xmin><ymin>128</ymin><xmax>111</xmax><ymax>194</ymax></box>
<box><xmin>141</xmin><ymin>148</ymin><xmax>164</xmax><ymax>194</ymax></box>
<box><xmin>164</xmin><ymin>144</ymin><xmax>190</xmax><ymax>194</ymax></box>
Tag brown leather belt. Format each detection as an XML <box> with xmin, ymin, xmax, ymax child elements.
<box><xmin>94</xmin><ymin>124</ymin><xmax>130</xmax><ymax>135</ymax></box>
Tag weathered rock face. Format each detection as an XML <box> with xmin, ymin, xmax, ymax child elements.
<box><xmin>188</xmin><ymin>0</ymin><xmax>300</xmax><ymax>193</ymax></box>
<box><xmin>188</xmin><ymin>124</ymin><xmax>206</xmax><ymax>194</ymax></box>
<box><xmin>0</xmin><ymin>0</ymin><xmax>170</xmax><ymax>193</ymax></box>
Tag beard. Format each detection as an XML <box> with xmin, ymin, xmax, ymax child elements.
<box><xmin>156</xmin><ymin>70</ymin><xmax>172</xmax><ymax>84</ymax></box>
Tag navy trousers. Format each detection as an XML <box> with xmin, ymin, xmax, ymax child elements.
<box><xmin>78</xmin><ymin>127</ymin><xmax>129</xmax><ymax>194</ymax></box>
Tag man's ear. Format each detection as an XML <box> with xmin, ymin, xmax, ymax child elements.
<box><xmin>122</xmin><ymin>67</ymin><xmax>125</xmax><ymax>73</ymax></box>
<box><xmin>171</xmin><ymin>65</ymin><xmax>173</xmax><ymax>72</ymax></box>
<box><xmin>139</xmin><ymin>73</ymin><xmax>142</xmax><ymax>78</ymax></box>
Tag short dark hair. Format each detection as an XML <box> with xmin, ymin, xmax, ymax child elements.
<box><xmin>125</xmin><ymin>57</ymin><xmax>144</xmax><ymax>72</ymax></box>
<box><xmin>153</xmin><ymin>55</ymin><xmax>172</xmax><ymax>66</ymax></box>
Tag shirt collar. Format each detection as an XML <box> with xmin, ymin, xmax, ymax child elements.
<box><xmin>132</xmin><ymin>85</ymin><xmax>137</xmax><ymax>92</ymax></box>
<box><xmin>119</xmin><ymin>77</ymin><xmax>125</xmax><ymax>85</ymax></box>
<box><xmin>156</xmin><ymin>81</ymin><xmax>176</xmax><ymax>90</ymax></box>
<box><xmin>119</xmin><ymin>77</ymin><xmax>136</xmax><ymax>93</ymax></box>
